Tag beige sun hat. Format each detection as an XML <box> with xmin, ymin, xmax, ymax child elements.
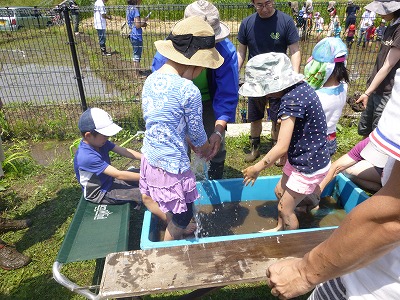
<box><xmin>239</xmin><ymin>52</ymin><xmax>305</xmax><ymax>97</ymax></box>
<box><xmin>154</xmin><ymin>16</ymin><xmax>224</xmax><ymax>69</ymax></box>
<box><xmin>184</xmin><ymin>0</ymin><xmax>230</xmax><ymax>42</ymax></box>
<box><xmin>365</xmin><ymin>0</ymin><xmax>400</xmax><ymax>15</ymax></box>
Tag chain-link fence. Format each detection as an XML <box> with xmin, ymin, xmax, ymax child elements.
<box><xmin>0</xmin><ymin>2</ymin><xmax>378</xmax><ymax>139</ymax></box>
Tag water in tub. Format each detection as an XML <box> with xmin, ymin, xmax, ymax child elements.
<box><xmin>156</xmin><ymin>156</ymin><xmax>347</xmax><ymax>240</ymax></box>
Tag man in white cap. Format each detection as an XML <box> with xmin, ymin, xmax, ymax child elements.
<box><xmin>151</xmin><ymin>0</ymin><xmax>239</xmax><ymax>180</ymax></box>
<box><xmin>237</xmin><ymin>0</ymin><xmax>300</xmax><ymax>165</ymax></box>
<box><xmin>266</xmin><ymin>68</ymin><xmax>400</xmax><ymax>300</ymax></box>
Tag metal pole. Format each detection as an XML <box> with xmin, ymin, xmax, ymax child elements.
<box><xmin>59</xmin><ymin>4</ymin><xmax>87</xmax><ymax>111</ymax></box>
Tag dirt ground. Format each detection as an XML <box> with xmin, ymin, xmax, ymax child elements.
<box><xmin>29</xmin><ymin>140</ymin><xmax>72</xmax><ymax>166</ymax></box>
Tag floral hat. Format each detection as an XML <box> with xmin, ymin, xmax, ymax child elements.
<box><xmin>239</xmin><ymin>52</ymin><xmax>305</xmax><ymax>97</ymax></box>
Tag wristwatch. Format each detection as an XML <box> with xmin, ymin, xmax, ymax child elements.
<box><xmin>213</xmin><ymin>130</ymin><xmax>223</xmax><ymax>143</ymax></box>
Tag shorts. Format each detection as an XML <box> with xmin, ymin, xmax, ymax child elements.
<box><xmin>283</xmin><ymin>161</ymin><xmax>329</xmax><ymax>195</ymax></box>
<box><xmin>139</xmin><ymin>157</ymin><xmax>197</xmax><ymax>227</ymax></box>
<box><xmin>358</xmin><ymin>93</ymin><xmax>390</xmax><ymax>136</ymax></box>
<box><xmin>130</xmin><ymin>38</ymin><xmax>143</xmax><ymax>62</ymax></box>
<box><xmin>248</xmin><ymin>96</ymin><xmax>280</xmax><ymax>122</ymax></box>
<box><xmin>326</xmin><ymin>134</ymin><xmax>337</xmax><ymax>156</ymax></box>
<box><xmin>102</xmin><ymin>170</ymin><xmax>141</xmax><ymax>205</ymax></box>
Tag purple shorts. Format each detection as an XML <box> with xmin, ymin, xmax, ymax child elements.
<box><xmin>139</xmin><ymin>157</ymin><xmax>199</xmax><ymax>215</ymax></box>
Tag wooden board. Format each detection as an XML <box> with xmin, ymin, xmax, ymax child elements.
<box><xmin>99</xmin><ymin>229</ymin><xmax>334</xmax><ymax>299</ymax></box>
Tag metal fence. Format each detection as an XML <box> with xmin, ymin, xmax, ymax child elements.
<box><xmin>0</xmin><ymin>2</ymin><xmax>378</xmax><ymax>139</ymax></box>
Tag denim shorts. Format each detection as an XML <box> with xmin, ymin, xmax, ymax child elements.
<box><xmin>130</xmin><ymin>38</ymin><xmax>143</xmax><ymax>62</ymax></box>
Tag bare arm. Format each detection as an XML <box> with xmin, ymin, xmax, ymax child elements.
<box><xmin>207</xmin><ymin>121</ymin><xmax>226</xmax><ymax>161</ymax></box>
<box><xmin>318</xmin><ymin>154</ymin><xmax>357</xmax><ymax>194</ymax></box>
<box><xmin>237</xmin><ymin>42</ymin><xmax>247</xmax><ymax>71</ymax></box>
<box><xmin>242</xmin><ymin>116</ymin><xmax>294</xmax><ymax>186</ymax></box>
<box><xmin>101</xmin><ymin>13</ymin><xmax>111</xmax><ymax>20</ymax></box>
<box><xmin>134</xmin><ymin>16</ymin><xmax>148</xmax><ymax>29</ymax></box>
<box><xmin>103</xmin><ymin>164</ymin><xmax>140</xmax><ymax>181</ymax></box>
<box><xmin>112</xmin><ymin>145</ymin><xmax>142</xmax><ymax>160</ymax></box>
<box><xmin>288</xmin><ymin>42</ymin><xmax>301</xmax><ymax>73</ymax></box>
<box><xmin>358</xmin><ymin>47</ymin><xmax>400</xmax><ymax>107</ymax></box>
<box><xmin>267</xmin><ymin>160</ymin><xmax>400</xmax><ymax>298</ymax></box>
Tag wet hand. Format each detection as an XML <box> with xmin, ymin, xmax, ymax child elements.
<box><xmin>195</xmin><ymin>142</ymin><xmax>212</xmax><ymax>161</ymax></box>
<box><xmin>242</xmin><ymin>166</ymin><xmax>260</xmax><ymax>186</ymax></box>
<box><xmin>266</xmin><ymin>258</ymin><xmax>314</xmax><ymax>299</ymax></box>
<box><xmin>207</xmin><ymin>133</ymin><xmax>221</xmax><ymax>160</ymax></box>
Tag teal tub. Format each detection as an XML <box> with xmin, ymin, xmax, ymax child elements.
<box><xmin>140</xmin><ymin>173</ymin><xmax>369</xmax><ymax>250</ymax></box>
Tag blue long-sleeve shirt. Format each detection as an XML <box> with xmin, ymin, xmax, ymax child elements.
<box><xmin>151</xmin><ymin>38</ymin><xmax>239</xmax><ymax>123</ymax></box>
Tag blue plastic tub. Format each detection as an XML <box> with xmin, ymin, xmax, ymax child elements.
<box><xmin>140</xmin><ymin>173</ymin><xmax>369</xmax><ymax>250</ymax></box>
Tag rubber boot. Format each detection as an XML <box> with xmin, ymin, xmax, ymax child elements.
<box><xmin>208</xmin><ymin>161</ymin><xmax>224</xmax><ymax>180</ymax></box>
<box><xmin>245</xmin><ymin>137</ymin><xmax>260</xmax><ymax>163</ymax></box>
<box><xmin>0</xmin><ymin>218</ymin><xmax>32</xmax><ymax>234</ymax></box>
<box><xmin>101</xmin><ymin>47</ymin><xmax>111</xmax><ymax>56</ymax></box>
<box><xmin>0</xmin><ymin>240</ymin><xmax>31</xmax><ymax>270</ymax></box>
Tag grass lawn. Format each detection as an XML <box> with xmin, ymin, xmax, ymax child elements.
<box><xmin>0</xmin><ymin>121</ymin><xmax>361</xmax><ymax>299</ymax></box>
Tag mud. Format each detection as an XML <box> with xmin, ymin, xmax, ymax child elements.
<box><xmin>29</xmin><ymin>140</ymin><xmax>72</xmax><ymax>166</ymax></box>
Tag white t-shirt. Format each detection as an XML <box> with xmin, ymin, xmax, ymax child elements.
<box><xmin>315</xmin><ymin>17</ymin><xmax>324</xmax><ymax>31</ymax></box>
<box><xmin>316</xmin><ymin>82</ymin><xmax>347</xmax><ymax>135</ymax></box>
<box><xmin>359</xmin><ymin>10</ymin><xmax>376</xmax><ymax>29</ymax></box>
<box><xmin>94</xmin><ymin>0</ymin><xmax>106</xmax><ymax>30</ymax></box>
<box><xmin>341</xmin><ymin>69</ymin><xmax>400</xmax><ymax>299</ymax></box>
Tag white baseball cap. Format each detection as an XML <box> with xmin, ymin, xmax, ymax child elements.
<box><xmin>78</xmin><ymin>107</ymin><xmax>122</xmax><ymax>137</ymax></box>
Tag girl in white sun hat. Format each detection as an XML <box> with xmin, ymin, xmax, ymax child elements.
<box><xmin>241</xmin><ymin>52</ymin><xmax>330</xmax><ymax>232</ymax></box>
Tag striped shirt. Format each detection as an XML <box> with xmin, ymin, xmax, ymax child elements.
<box><xmin>141</xmin><ymin>72</ymin><xmax>208</xmax><ymax>174</ymax></box>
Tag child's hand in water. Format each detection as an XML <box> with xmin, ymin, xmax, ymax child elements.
<box><xmin>242</xmin><ymin>165</ymin><xmax>260</xmax><ymax>186</ymax></box>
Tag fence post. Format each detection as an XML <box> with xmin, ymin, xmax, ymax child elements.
<box><xmin>59</xmin><ymin>4</ymin><xmax>87</xmax><ymax>112</ymax></box>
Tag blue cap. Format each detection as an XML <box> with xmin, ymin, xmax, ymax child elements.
<box><xmin>312</xmin><ymin>37</ymin><xmax>348</xmax><ymax>63</ymax></box>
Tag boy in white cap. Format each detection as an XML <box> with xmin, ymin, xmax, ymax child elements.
<box><xmin>140</xmin><ymin>16</ymin><xmax>223</xmax><ymax>241</ymax></box>
<box><xmin>74</xmin><ymin>107</ymin><xmax>142</xmax><ymax>206</ymax></box>
<box><xmin>241</xmin><ymin>52</ymin><xmax>330</xmax><ymax>232</ymax></box>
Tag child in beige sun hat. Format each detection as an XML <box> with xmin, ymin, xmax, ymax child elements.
<box><xmin>139</xmin><ymin>16</ymin><xmax>224</xmax><ymax>241</ymax></box>
<box><xmin>241</xmin><ymin>52</ymin><xmax>331</xmax><ymax>232</ymax></box>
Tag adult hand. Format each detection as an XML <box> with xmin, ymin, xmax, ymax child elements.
<box><xmin>356</xmin><ymin>93</ymin><xmax>369</xmax><ymax>108</ymax></box>
<box><xmin>266</xmin><ymin>258</ymin><xmax>315</xmax><ymax>299</ymax></box>
<box><xmin>242</xmin><ymin>165</ymin><xmax>260</xmax><ymax>186</ymax></box>
<box><xmin>207</xmin><ymin>133</ymin><xmax>221</xmax><ymax>161</ymax></box>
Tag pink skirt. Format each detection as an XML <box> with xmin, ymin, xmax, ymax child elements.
<box><xmin>139</xmin><ymin>157</ymin><xmax>199</xmax><ymax>214</ymax></box>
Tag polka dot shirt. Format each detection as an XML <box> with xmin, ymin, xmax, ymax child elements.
<box><xmin>278</xmin><ymin>81</ymin><xmax>330</xmax><ymax>174</ymax></box>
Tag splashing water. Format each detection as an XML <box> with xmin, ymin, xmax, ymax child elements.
<box><xmin>190</xmin><ymin>155</ymin><xmax>210</xmax><ymax>240</ymax></box>
<box><xmin>191</xmin><ymin>154</ymin><xmax>210</xmax><ymax>181</ymax></box>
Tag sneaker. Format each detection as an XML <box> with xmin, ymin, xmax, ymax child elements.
<box><xmin>0</xmin><ymin>218</ymin><xmax>32</xmax><ymax>234</ymax></box>
<box><xmin>102</xmin><ymin>51</ymin><xmax>112</xmax><ymax>56</ymax></box>
<box><xmin>0</xmin><ymin>242</ymin><xmax>31</xmax><ymax>270</ymax></box>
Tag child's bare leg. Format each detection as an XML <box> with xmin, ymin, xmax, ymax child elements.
<box><xmin>259</xmin><ymin>175</ymin><xmax>286</xmax><ymax>232</ymax></box>
<box><xmin>165</xmin><ymin>212</ymin><xmax>196</xmax><ymax>235</ymax></box>
<box><xmin>142</xmin><ymin>194</ymin><xmax>167</xmax><ymax>223</ymax></box>
<box><xmin>260</xmin><ymin>175</ymin><xmax>305</xmax><ymax>232</ymax></box>
<box><xmin>164</xmin><ymin>221</ymin><xmax>185</xmax><ymax>241</ymax></box>
<box><xmin>276</xmin><ymin>189</ymin><xmax>306</xmax><ymax>231</ymax></box>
